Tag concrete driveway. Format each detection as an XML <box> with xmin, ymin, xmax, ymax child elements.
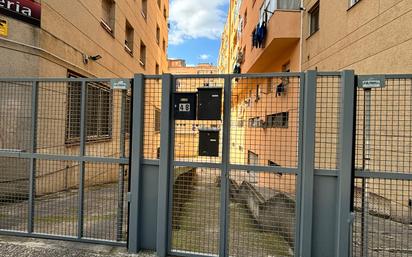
<box><xmin>0</xmin><ymin>235</ymin><xmax>156</xmax><ymax>257</ymax></box>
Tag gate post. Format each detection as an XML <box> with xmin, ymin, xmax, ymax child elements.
<box><xmin>299</xmin><ymin>70</ymin><xmax>317</xmax><ymax>257</ymax></box>
<box><xmin>157</xmin><ymin>74</ymin><xmax>173</xmax><ymax>257</ymax></box>
<box><xmin>128</xmin><ymin>74</ymin><xmax>145</xmax><ymax>253</ymax></box>
<box><xmin>336</xmin><ymin>70</ymin><xmax>356</xmax><ymax>257</ymax></box>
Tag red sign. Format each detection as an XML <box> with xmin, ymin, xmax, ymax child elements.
<box><xmin>0</xmin><ymin>0</ymin><xmax>41</xmax><ymax>27</ymax></box>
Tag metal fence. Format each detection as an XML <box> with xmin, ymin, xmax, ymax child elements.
<box><xmin>353</xmin><ymin>75</ymin><xmax>412</xmax><ymax>257</ymax></box>
<box><xmin>1</xmin><ymin>72</ymin><xmax>412</xmax><ymax>257</ymax></box>
<box><xmin>0</xmin><ymin>78</ymin><xmax>130</xmax><ymax>245</ymax></box>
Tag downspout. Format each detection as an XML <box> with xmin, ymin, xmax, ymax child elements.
<box><xmin>227</xmin><ymin>0</ymin><xmax>233</xmax><ymax>74</ymax></box>
<box><xmin>299</xmin><ymin>0</ymin><xmax>304</xmax><ymax>72</ymax></box>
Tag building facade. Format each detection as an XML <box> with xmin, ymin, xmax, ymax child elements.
<box><xmin>219</xmin><ymin>0</ymin><xmax>412</xmax><ymax>216</ymax></box>
<box><xmin>302</xmin><ymin>0</ymin><xmax>412</xmax><ymax>73</ymax></box>
<box><xmin>0</xmin><ymin>0</ymin><xmax>169</xmax><ymax>78</ymax></box>
<box><xmin>0</xmin><ymin>0</ymin><xmax>169</xmax><ymax>198</ymax></box>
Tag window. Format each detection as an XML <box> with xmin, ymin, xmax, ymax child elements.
<box><xmin>142</xmin><ymin>0</ymin><xmax>148</xmax><ymax>19</ymax></box>
<box><xmin>156</xmin><ymin>25</ymin><xmax>160</xmax><ymax>45</ymax></box>
<box><xmin>162</xmin><ymin>39</ymin><xmax>166</xmax><ymax>52</ymax></box>
<box><xmin>248</xmin><ymin>151</ymin><xmax>259</xmax><ymax>165</ymax></box>
<box><xmin>157</xmin><ymin>0</ymin><xmax>161</xmax><ymax>9</ymax></box>
<box><xmin>101</xmin><ymin>0</ymin><xmax>115</xmax><ymax>35</ymax></box>
<box><xmin>125</xmin><ymin>20</ymin><xmax>134</xmax><ymax>55</ymax></box>
<box><xmin>349</xmin><ymin>0</ymin><xmax>361</xmax><ymax>7</ymax></box>
<box><xmin>66</xmin><ymin>72</ymin><xmax>113</xmax><ymax>144</ymax></box>
<box><xmin>266</xmin><ymin>112</ymin><xmax>289</xmax><ymax>128</ymax></box>
<box><xmin>248</xmin><ymin>117</ymin><xmax>262</xmax><ymax>128</ymax></box>
<box><xmin>154</xmin><ymin>108</ymin><xmax>161</xmax><ymax>132</ymax></box>
<box><xmin>268</xmin><ymin>160</ymin><xmax>280</xmax><ymax>166</ymax></box>
<box><xmin>155</xmin><ymin>63</ymin><xmax>160</xmax><ymax>75</ymax></box>
<box><xmin>163</xmin><ymin>6</ymin><xmax>167</xmax><ymax>19</ymax></box>
<box><xmin>281</xmin><ymin>61</ymin><xmax>290</xmax><ymax>86</ymax></box>
<box><xmin>140</xmin><ymin>41</ymin><xmax>146</xmax><ymax>67</ymax></box>
<box><xmin>309</xmin><ymin>2</ymin><xmax>320</xmax><ymax>36</ymax></box>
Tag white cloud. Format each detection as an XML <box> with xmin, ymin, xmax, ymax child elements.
<box><xmin>169</xmin><ymin>0</ymin><xmax>228</xmax><ymax>45</ymax></box>
<box><xmin>199</xmin><ymin>54</ymin><xmax>211</xmax><ymax>60</ymax></box>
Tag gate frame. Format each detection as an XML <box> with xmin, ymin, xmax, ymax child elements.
<box><xmin>0</xmin><ymin>77</ymin><xmax>130</xmax><ymax>247</ymax></box>
<box><xmin>153</xmin><ymin>72</ymin><xmax>307</xmax><ymax>257</ymax></box>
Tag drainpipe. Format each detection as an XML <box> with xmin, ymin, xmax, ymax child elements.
<box><xmin>227</xmin><ymin>0</ymin><xmax>233</xmax><ymax>74</ymax></box>
<box><xmin>299</xmin><ymin>0</ymin><xmax>304</xmax><ymax>71</ymax></box>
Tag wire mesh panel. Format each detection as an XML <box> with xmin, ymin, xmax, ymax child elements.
<box><xmin>228</xmin><ymin>170</ymin><xmax>296</xmax><ymax>257</ymax></box>
<box><xmin>34</xmin><ymin>160</ymin><xmax>79</xmax><ymax>237</ymax></box>
<box><xmin>0</xmin><ymin>157</ymin><xmax>30</xmax><ymax>232</ymax></box>
<box><xmin>171</xmin><ymin>167</ymin><xmax>221</xmax><ymax>256</ymax></box>
<box><xmin>83</xmin><ymin>163</ymin><xmax>128</xmax><ymax>242</ymax></box>
<box><xmin>37</xmin><ymin>81</ymin><xmax>81</xmax><ymax>156</ymax></box>
<box><xmin>173</xmin><ymin>77</ymin><xmax>225</xmax><ymax>164</ymax></box>
<box><xmin>0</xmin><ymin>81</ymin><xmax>32</xmax><ymax>152</ymax></box>
<box><xmin>353</xmin><ymin>77</ymin><xmax>412</xmax><ymax>257</ymax></box>
<box><xmin>353</xmin><ymin>178</ymin><xmax>412</xmax><ymax>257</ymax></box>
<box><xmin>230</xmin><ymin>76</ymin><xmax>301</xmax><ymax>168</ymax></box>
<box><xmin>315</xmin><ymin>75</ymin><xmax>341</xmax><ymax>170</ymax></box>
<box><xmin>143</xmin><ymin>78</ymin><xmax>162</xmax><ymax>160</ymax></box>
<box><xmin>0</xmin><ymin>79</ymin><xmax>130</xmax><ymax>245</ymax></box>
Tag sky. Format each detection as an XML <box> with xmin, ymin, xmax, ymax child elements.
<box><xmin>167</xmin><ymin>0</ymin><xmax>230</xmax><ymax>66</ymax></box>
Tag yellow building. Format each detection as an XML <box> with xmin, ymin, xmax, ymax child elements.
<box><xmin>0</xmin><ymin>0</ymin><xmax>169</xmax><ymax>78</ymax></box>
<box><xmin>302</xmin><ymin>0</ymin><xmax>412</xmax><ymax>73</ymax></box>
<box><xmin>0</xmin><ymin>0</ymin><xmax>169</xmax><ymax>197</ymax></box>
<box><xmin>219</xmin><ymin>0</ymin><xmax>412</xmax><ymax>213</ymax></box>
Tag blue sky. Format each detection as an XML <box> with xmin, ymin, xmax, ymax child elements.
<box><xmin>168</xmin><ymin>0</ymin><xmax>230</xmax><ymax>66</ymax></box>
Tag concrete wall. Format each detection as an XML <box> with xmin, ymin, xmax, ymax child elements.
<box><xmin>302</xmin><ymin>0</ymin><xmax>412</xmax><ymax>73</ymax></box>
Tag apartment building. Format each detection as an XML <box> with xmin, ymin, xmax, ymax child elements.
<box><xmin>0</xmin><ymin>0</ymin><xmax>169</xmax><ymax>198</ymax></box>
<box><xmin>302</xmin><ymin>0</ymin><xmax>412</xmax><ymax>73</ymax></box>
<box><xmin>220</xmin><ymin>0</ymin><xmax>412</xmax><ymax>211</ymax></box>
<box><xmin>0</xmin><ymin>0</ymin><xmax>169</xmax><ymax>78</ymax></box>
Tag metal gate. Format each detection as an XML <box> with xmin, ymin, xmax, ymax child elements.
<box><xmin>158</xmin><ymin>73</ymin><xmax>306</xmax><ymax>257</ymax></box>
<box><xmin>0</xmin><ymin>78</ymin><xmax>130</xmax><ymax>245</ymax></box>
<box><xmin>352</xmin><ymin>75</ymin><xmax>412</xmax><ymax>257</ymax></box>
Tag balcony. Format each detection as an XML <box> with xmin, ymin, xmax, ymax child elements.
<box><xmin>241</xmin><ymin>8</ymin><xmax>301</xmax><ymax>73</ymax></box>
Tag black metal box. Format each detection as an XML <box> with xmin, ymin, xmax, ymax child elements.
<box><xmin>197</xmin><ymin>87</ymin><xmax>222</xmax><ymax>120</ymax></box>
<box><xmin>173</xmin><ymin>92</ymin><xmax>197</xmax><ymax>120</ymax></box>
<box><xmin>198</xmin><ymin>128</ymin><xmax>220</xmax><ymax>157</ymax></box>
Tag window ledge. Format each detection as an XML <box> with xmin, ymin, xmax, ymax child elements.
<box><xmin>124</xmin><ymin>45</ymin><xmax>133</xmax><ymax>56</ymax></box>
<box><xmin>306</xmin><ymin>30</ymin><xmax>319</xmax><ymax>40</ymax></box>
<box><xmin>139</xmin><ymin>60</ymin><xmax>146</xmax><ymax>67</ymax></box>
<box><xmin>100</xmin><ymin>20</ymin><xmax>115</xmax><ymax>38</ymax></box>
<box><xmin>141</xmin><ymin>11</ymin><xmax>147</xmax><ymax>20</ymax></box>
<box><xmin>347</xmin><ymin>0</ymin><xmax>361</xmax><ymax>11</ymax></box>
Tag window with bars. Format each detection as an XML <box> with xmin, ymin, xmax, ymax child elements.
<box><xmin>66</xmin><ymin>75</ymin><xmax>113</xmax><ymax>144</ymax></box>
<box><xmin>266</xmin><ymin>112</ymin><xmax>289</xmax><ymax>128</ymax></box>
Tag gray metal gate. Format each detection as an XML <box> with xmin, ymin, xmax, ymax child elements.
<box><xmin>352</xmin><ymin>75</ymin><xmax>412</xmax><ymax>257</ymax></box>
<box><xmin>157</xmin><ymin>73</ymin><xmax>306</xmax><ymax>257</ymax></box>
<box><xmin>0</xmin><ymin>78</ymin><xmax>130</xmax><ymax>246</ymax></box>
<box><xmin>130</xmin><ymin>71</ymin><xmax>359</xmax><ymax>257</ymax></box>
<box><xmin>2</xmin><ymin>72</ymin><xmax>411</xmax><ymax>257</ymax></box>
